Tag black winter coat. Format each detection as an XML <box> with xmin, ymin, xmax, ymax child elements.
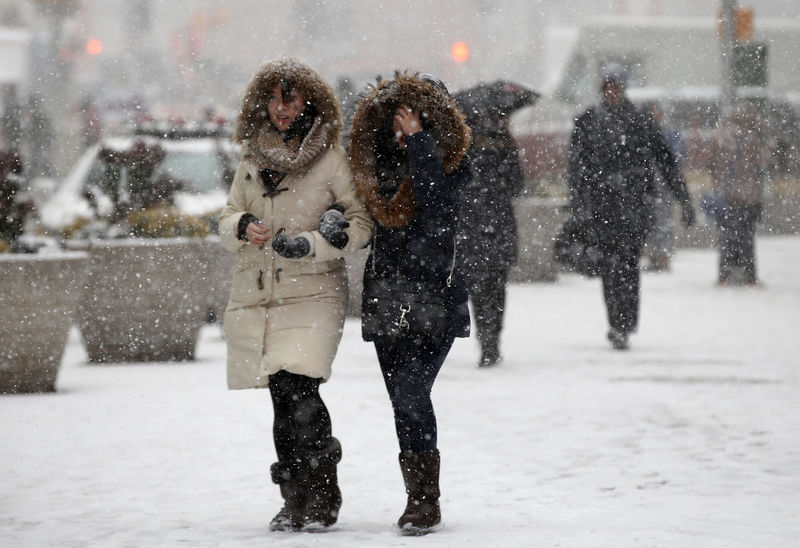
<box><xmin>362</xmin><ymin>131</ymin><xmax>471</xmax><ymax>341</ymax></box>
<box><xmin>457</xmin><ymin>128</ymin><xmax>524</xmax><ymax>271</ymax></box>
<box><xmin>568</xmin><ymin>98</ymin><xmax>692</xmax><ymax>248</ymax></box>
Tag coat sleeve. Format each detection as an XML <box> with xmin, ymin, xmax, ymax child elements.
<box><xmin>218</xmin><ymin>161</ymin><xmax>251</xmax><ymax>252</ymax></box>
<box><xmin>310</xmin><ymin>149</ymin><xmax>374</xmax><ymax>262</ymax></box>
<box><xmin>405</xmin><ymin>130</ymin><xmax>449</xmax><ymax>212</ymax></box>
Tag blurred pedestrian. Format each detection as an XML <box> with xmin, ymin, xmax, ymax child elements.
<box><xmin>454</xmin><ymin>81</ymin><xmax>537</xmax><ymax>367</ymax></box>
<box><xmin>710</xmin><ymin>102</ymin><xmax>771</xmax><ymax>286</ymax></box>
<box><xmin>26</xmin><ymin>92</ymin><xmax>54</xmax><ymax>179</ymax></box>
<box><xmin>0</xmin><ymin>149</ymin><xmax>27</xmax><ymax>248</ymax></box>
<box><xmin>568</xmin><ymin>63</ymin><xmax>695</xmax><ymax>350</ymax></box>
<box><xmin>1</xmin><ymin>85</ymin><xmax>23</xmax><ymax>152</ymax></box>
<box><xmin>350</xmin><ymin>72</ymin><xmax>471</xmax><ymax>534</ymax></box>
<box><xmin>643</xmin><ymin>102</ymin><xmax>687</xmax><ymax>272</ymax></box>
<box><xmin>218</xmin><ymin>58</ymin><xmax>372</xmax><ymax>531</ymax></box>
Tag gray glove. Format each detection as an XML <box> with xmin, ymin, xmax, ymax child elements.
<box><xmin>318</xmin><ymin>208</ymin><xmax>350</xmax><ymax>249</ymax></box>
<box><xmin>271</xmin><ymin>229</ymin><xmax>311</xmax><ymax>259</ymax></box>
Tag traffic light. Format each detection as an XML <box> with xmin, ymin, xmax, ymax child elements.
<box><xmin>86</xmin><ymin>38</ymin><xmax>102</xmax><ymax>56</ymax></box>
<box><xmin>732</xmin><ymin>42</ymin><xmax>768</xmax><ymax>87</ymax></box>
<box><xmin>735</xmin><ymin>7</ymin><xmax>754</xmax><ymax>41</ymax></box>
<box><xmin>451</xmin><ymin>41</ymin><xmax>469</xmax><ymax>63</ymax></box>
<box><xmin>717</xmin><ymin>7</ymin><xmax>755</xmax><ymax>42</ymax></box>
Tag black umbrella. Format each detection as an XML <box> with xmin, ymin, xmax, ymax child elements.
<box><xmin>453</xmin><ymin>80</ymin><xmax>539</xmax><ymax>127</ymax></box>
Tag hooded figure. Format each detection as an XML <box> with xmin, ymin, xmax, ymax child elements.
<box><xmin>218</xmin><ymin>58</ymin><xmax>372</xmax><ymax>531</ymax></box>
<box><xmin>568</xmin><ymin>63</ymin><xmax>695</xmax><ymax>350</ymax></box>
<box><xmin>350</xmin><ymin>73</ymin><xmax>471</xmax><ymax>534</ymax></box>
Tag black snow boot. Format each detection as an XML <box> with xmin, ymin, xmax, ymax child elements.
<box><xmin>300</xmin><ymin>437</ymin><xmax>342</xmax><ymax>530</ymax></box>
<box><xmin>269</xmin><ymin>461</ymin><xmax>306</xmax><ymax>531</ymax></box>
<box><xmin>397</xmin><ymin>449</ymin><xmax>441</xmax><ymax>534</ymax></box>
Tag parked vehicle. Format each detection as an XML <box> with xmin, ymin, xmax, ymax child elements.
<box><xmin>40</xmin><ymin>122</ymin><xmax>238</xmax><ymax>234</ymax></box>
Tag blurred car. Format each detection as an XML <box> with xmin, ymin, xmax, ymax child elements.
<box><xmin>41</xmin><ymin>122</ymin><xmax>238</xmax><ymax>233</ymax></box>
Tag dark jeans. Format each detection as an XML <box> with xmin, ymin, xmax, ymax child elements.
<box><xmin>464</xmin><ymin>266</ymin><xmax>507</xmax><ymax>354</ymax></box>
<box><xmin>719</xmin><ymin>203</ymin><xmax>761</xmax><ymax>283</ymax></box>
<box><xmin>600</xmin><ymin>241</ymin><xmax>642</xmax><ymax>334</ymax></box>
<box><xmin>268</xmin><ymin>370</ymin><xmax>332</xmax><ymax>463</ymax></box>
<box><xmin>374</xmin><ymin>336</ymin><xmax>455</xmax><ymax>453</ymax></box>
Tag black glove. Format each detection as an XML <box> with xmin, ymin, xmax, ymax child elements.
<box><xmin>237</xmin><ymin>213</ymin><xmax>260</xmax><ymax>241</ymax></box>
<box><xmin>318</xmin><ymin>208</ymin><xmax>350</xmax><ymax>249</ymax></box>
<box><xmin>271</xmin><ymin>229</ymin><xmax>311</xmax><ymax>259</ymax></box>
<box><xmin>681</xmin><ymin>202</ymin><xmax>696</xmax><ymax>227</ymax></box>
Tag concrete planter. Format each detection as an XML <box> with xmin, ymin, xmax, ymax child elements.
<box><xmin>67</xmin><ymin>238</ymin><xmax>210</xmax><ymax>362</ymax></box>
<box><xmin>204</xmin><ymin>237</ymin><xmax>234</xmax><ymax>324</ymax></box>
<box><xmin>0</xmin><ymin>252</ymin><xmax>88</xmax><ymax>393</ymax></box>
<box><xmin>509</xmin><ymin>197</ymin><xmax>570</xmax><ymax>282</ymax></box>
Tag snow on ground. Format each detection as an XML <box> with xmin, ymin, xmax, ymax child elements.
<box><xmin>2</xmin><ymin>236</ymin><xmax>799</xmax><ymax>548</ymax></box>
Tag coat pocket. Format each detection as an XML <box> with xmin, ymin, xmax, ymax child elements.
<box><xmin>228</xmin><ymin>263</ymin><xmax>268</xmax><ymax>308</ymax></box>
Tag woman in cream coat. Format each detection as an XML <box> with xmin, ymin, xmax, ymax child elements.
<box><xmin>218</xmin><ymin>58</ymin><xmax>371</xmax><ymax>531</ymax></box>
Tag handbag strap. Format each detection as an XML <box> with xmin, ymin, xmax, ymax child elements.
<box><xmin>370</xmin><ymin>228</ymin><xmax>457</xmax><ymax>288</ymax></box>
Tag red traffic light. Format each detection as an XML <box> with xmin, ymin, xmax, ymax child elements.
<box><xmin>86</xmin><ymin>38</ymin><xmax>102</xmax><ymax>56</ymax></box>
<box><xmin>451</xmin><ymin>41</ymin><xmax>469</xmax><ymax>63</ymax></box>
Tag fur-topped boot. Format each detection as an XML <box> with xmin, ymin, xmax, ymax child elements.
<box><xmin>300</xmin><ymin>437</ymin><xmax>342</xmax><ymax>530</ymax></box>
<box><xmin>268</xmin><ymin>460</ymin><xmax>306</xmax><ymax>531</ymax></box>
<box><xmin>397</xmin><ymin>449</ymin><xmax>442</xmax><ymax>534</ymax></box>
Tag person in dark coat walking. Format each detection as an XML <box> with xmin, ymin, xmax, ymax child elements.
<box><xmin>454</xmin><ymin>82</ymin><xmax>535</xmax><ymax>367</ymax></box>
<box><xmin>568</xmin><ymin>64</ymin><xmax>696</xmax><ymax>350</ymax></box>
<box><xmin>350</xmin><ymin>72</ymin><xmax>471</xmax><ymax>534</ymax></box>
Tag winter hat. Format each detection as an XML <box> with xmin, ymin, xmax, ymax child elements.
<box><xmin>601</xmin><ymin>63</ymin><xmax>628</xmax><ymax>88</ymax></box>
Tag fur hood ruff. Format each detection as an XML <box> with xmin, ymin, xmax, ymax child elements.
<box><xmin>234</xmin><ymin>58</ymin><xmax>342</xmax><ymax>170</ymax></box>
<box><xmin>350</xmin><ymin>73</ymin><xmax>471</xmax><ymax>228</ymax></box>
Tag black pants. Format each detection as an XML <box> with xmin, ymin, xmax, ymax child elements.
<box><xmin>464</xmin><ymin>267</ymin><xmax>507</xmax><ymax>354</ymax></box>
<box><xmin>600</xmin><ymin>241</ymin><xmax>642</xmax><ymax>334</ymax></box>
<box><xmin>374</xmin><ymin>336</ymin><xmax>455</xmax><ymax>453</ymax></box>
<box><xmin>268</xmin><ymin>370</ymin><xmax>332</xmax><ymax>463</ymax></box>
<box><xmin>719</xmin><ymin>203</ymin><xmax>761</xmax><ymax>283</ymax></box>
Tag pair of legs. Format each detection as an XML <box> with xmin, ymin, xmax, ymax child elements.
<box><xmin>268</xmin><ymin>370</ymin><xmax>341</xmax><ymax>531</ymax></box>
<box><xmin>464</xmin><ymin>267</ymin><xmax>508</xmax><ymax>367</ymax></box>
<box><xmin>719</xmin><ymin>204</ymin><xmax>761</xmax><ymax>284</ymax></box>
<box><xmin>269</xmin><ymin>370</ymin><xmax>332</xmax><ymax>461</ymax></box>
<box><xmin>374</xmin><ymin>336</ymin><xmax>454</xmax><ymax>452</ymax></box>
<box><xmin>644</xmin><ymin>190</ymin><xmax>675</xmax><ymax>271</ymax></box>
<box><xmin>374</xmin><ymin>335</ymin><xmax>455</xmax><ymax>533</ymax></box>
<box><xmin>599</xmin><ymin>241</ymin><xmax>642</xmax><ymax>349</ymax></box>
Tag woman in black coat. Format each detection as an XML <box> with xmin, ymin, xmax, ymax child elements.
<box><xmin>350</xmin><ymin>73</ymin><xmax>471</xmax><ymax>534</ymax></box>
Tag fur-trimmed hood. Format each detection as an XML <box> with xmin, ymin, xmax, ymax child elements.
<box><xmin>234</xmin><ymin>58</ymin><xmax>342</xmax><ymax>149</ymax></box>
<box><xmin>349</xmin><ymin>73</ymin><xmax>471</xmax><ymax>228</ymax></box>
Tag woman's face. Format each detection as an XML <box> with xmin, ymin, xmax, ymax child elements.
<box><xmin>267</xmin><ymin>85</ymin><xmax>306</xmax><ymax>132</ymax></box>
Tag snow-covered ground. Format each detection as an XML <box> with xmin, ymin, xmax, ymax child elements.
<box><xmin>3</xmin><ymin>236</ymin><xmax>799</xmax><ymax>548</ymax></box>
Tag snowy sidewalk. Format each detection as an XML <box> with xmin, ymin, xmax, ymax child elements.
<box><xmin>2</xmin><ymin>236</ymin><xmax>799</xmax><ymax>548</ymax></box>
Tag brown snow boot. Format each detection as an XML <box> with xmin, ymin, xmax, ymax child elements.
<box><xmin>300</xmin><ymin>437</ymin><xmax>342</xmax><ymax>530</ymax></box>
<box><xmin>397</xmin><ymin>449</ymin><xmax>441</xmax><ymax>534</ymax></box>
<box><xmin>269</xmin><ymin>461</ymin><xmax>306</xmax><ymax>531</ymax></box>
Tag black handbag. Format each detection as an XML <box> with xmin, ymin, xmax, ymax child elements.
<box><xmin>362</xmin><ymin>279</ymin><xmax>450</xmax><ymax>339</ymax></box>
<box><xmin>361</xmin><ymin>232</ymin><xmax>455</xmax><ymax>340</ymax></box>
<box><xmin>553</xmin><ymin>217</ymin><xmax>603</xmax><ymax>277</ymax></box>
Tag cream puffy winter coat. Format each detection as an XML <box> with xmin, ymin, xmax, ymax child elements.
<box><xmin>219</xmin><ymin>59</ymin><xmax>372</xmax><ymax>389</ymax></box>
